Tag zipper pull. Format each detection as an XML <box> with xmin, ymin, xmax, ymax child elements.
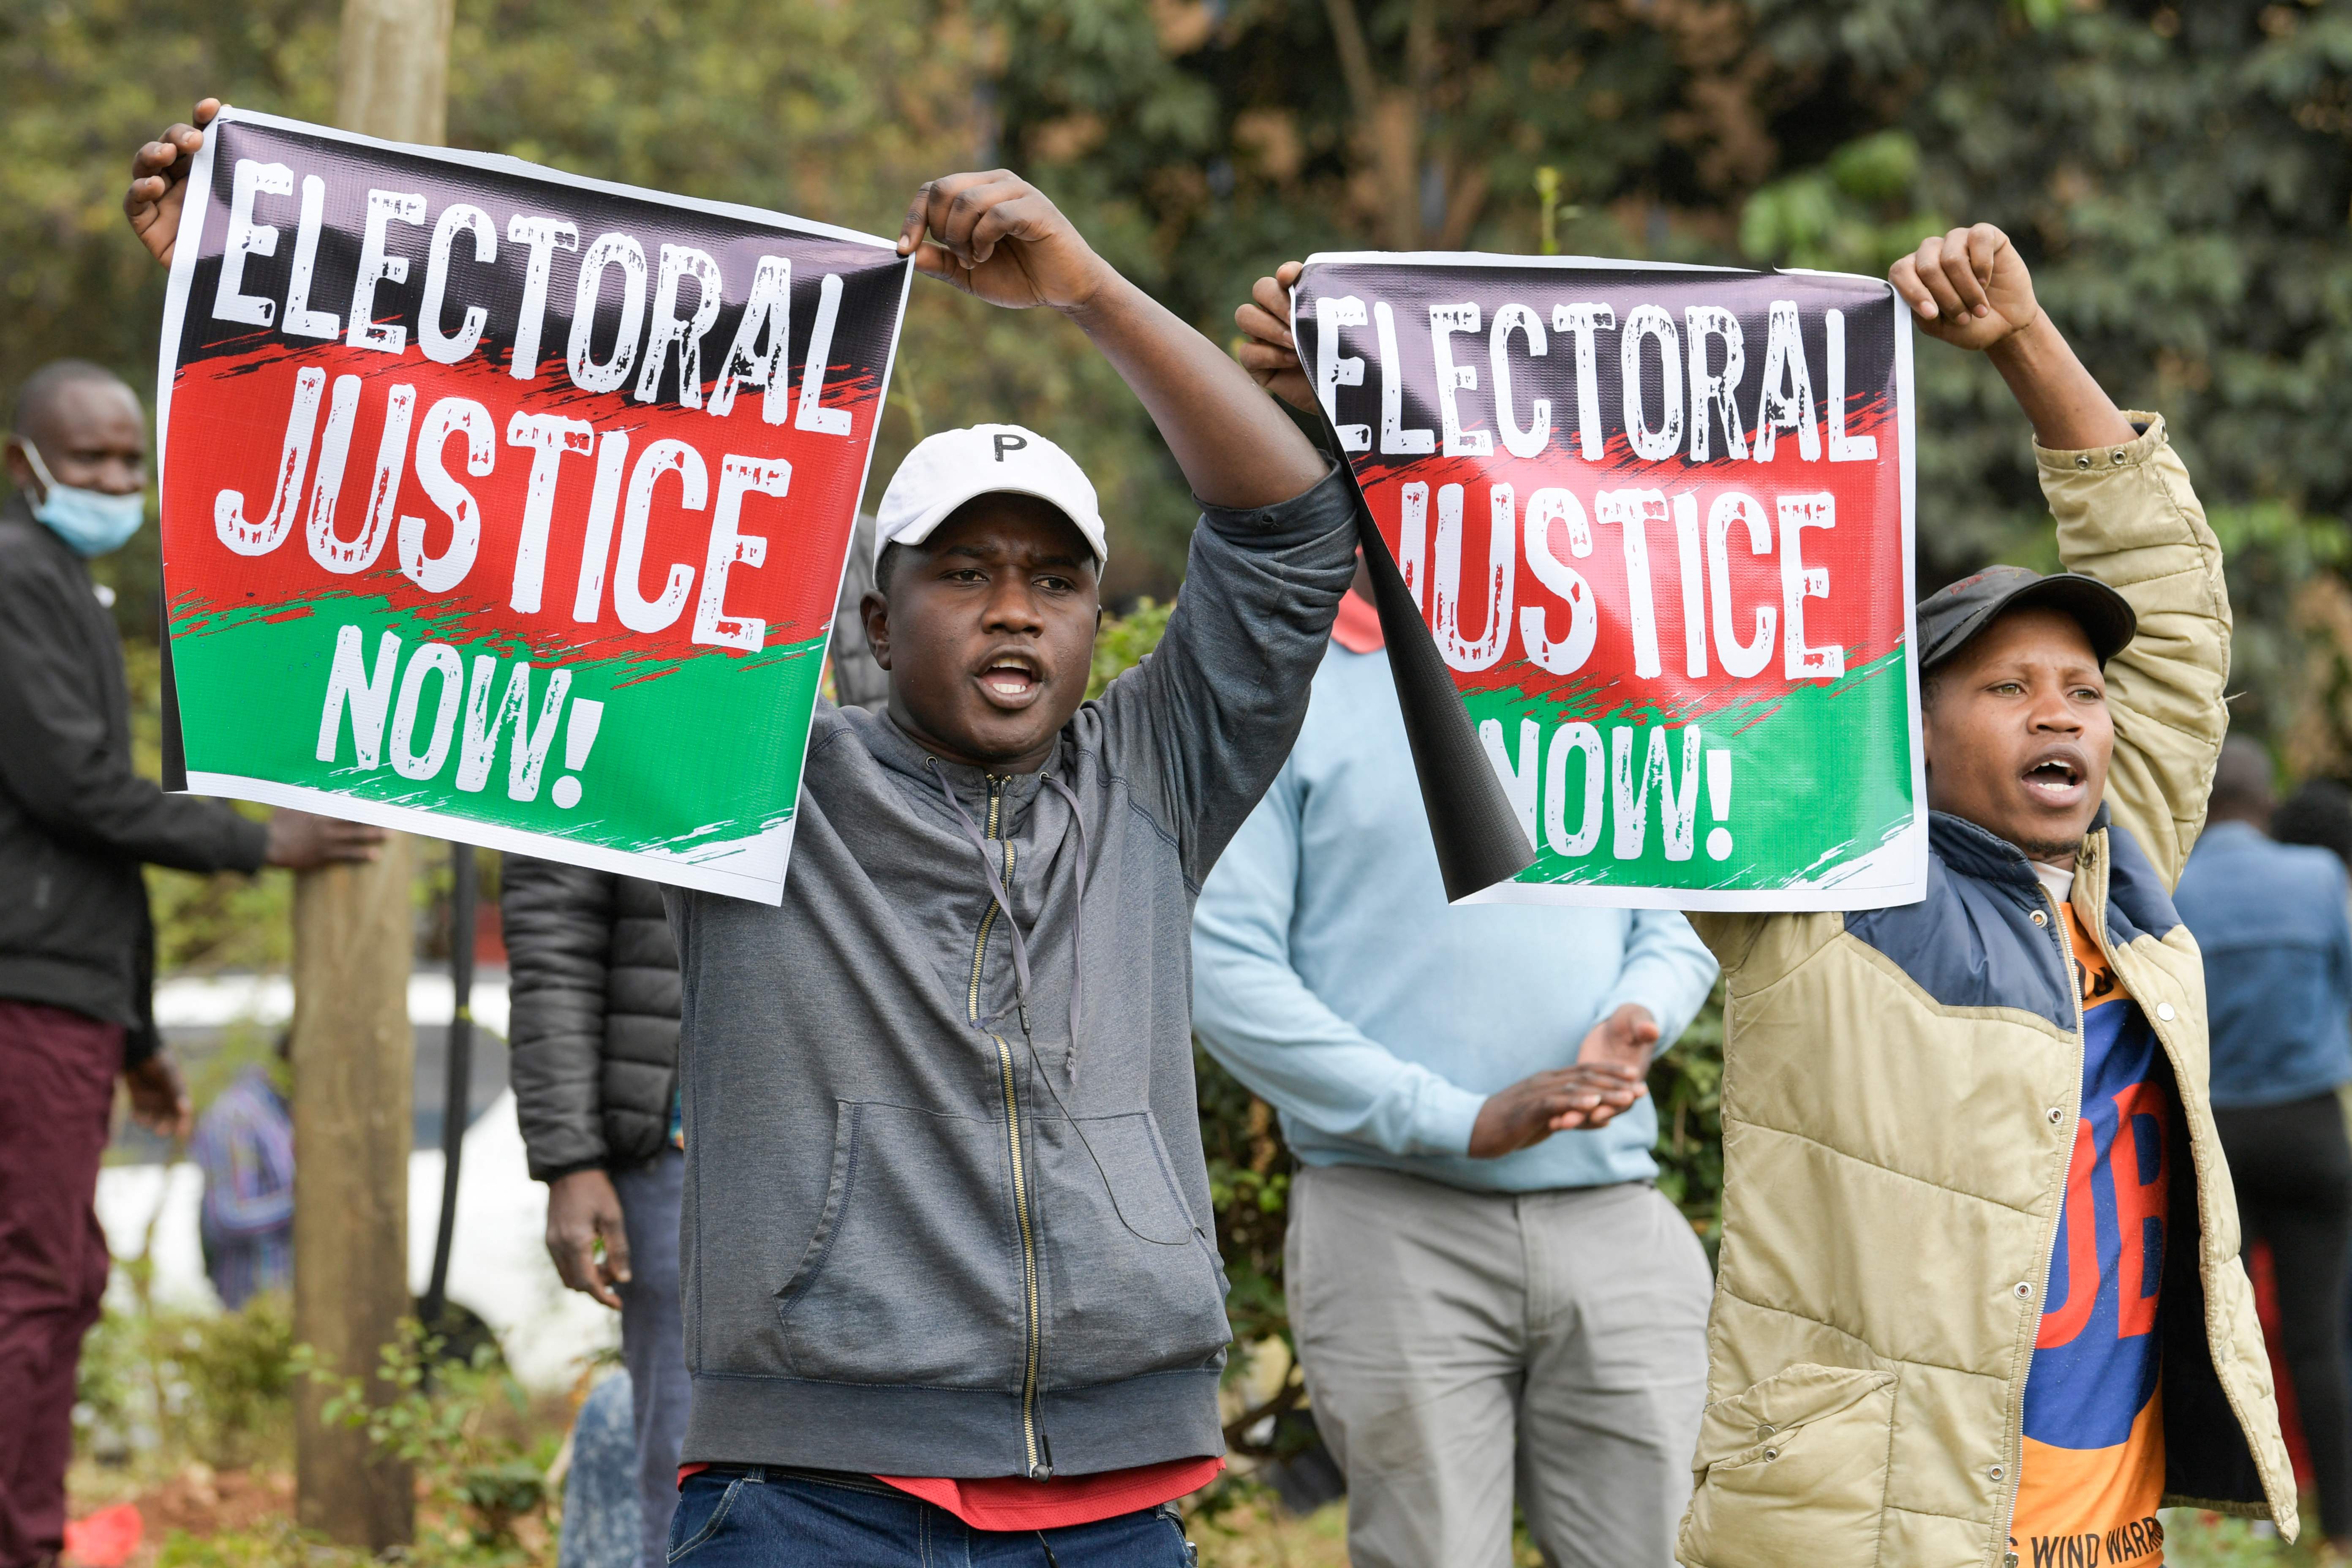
<box><xmin>1029</xmin><ymin>1430</ymin><xmax>1054</xmax><ymax>1481</ymax></box>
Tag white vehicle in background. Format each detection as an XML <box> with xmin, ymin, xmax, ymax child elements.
<box><xmin>94</xmin><ymin>968</ymin><xmax>616</xmax><ymax>1391</ymax></box>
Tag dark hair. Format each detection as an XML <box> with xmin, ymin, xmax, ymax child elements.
<box><xmin>873</xmin><ymin>540</ymin><xmax>906</xmax><ymax>595</ymax></box>
<box><xmin>2273</xmin><ymin>779</ymin><xmax>2352</xmax><ymax>871</ymax></box>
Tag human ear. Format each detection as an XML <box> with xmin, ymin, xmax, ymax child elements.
<box><xmin>860</xmin><ymin>589</ymin><xmax>893</xmax><ymax>672</ymax></box>
<box><xmin>2</xmin><ymin>438</ymin><xmax>36</xmax><ymax>498</ymax></box>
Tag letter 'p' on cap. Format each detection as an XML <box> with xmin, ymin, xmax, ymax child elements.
<box><xmin>873</xmin><ymin>422</ymin><xmax>1108</xmax><ymax>567</ymax></box>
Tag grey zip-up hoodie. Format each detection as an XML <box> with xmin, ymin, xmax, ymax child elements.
<box><xmin>670</xmin><ymin>466</ymin><xmax>1356</xmax><ymax>1480</ymax></box>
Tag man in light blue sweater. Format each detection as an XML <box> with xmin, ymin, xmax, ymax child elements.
<box><xmin>1192</xmin><ymin>574</ymin><xmax>1719</xmax><ymax>1568</ymax></box>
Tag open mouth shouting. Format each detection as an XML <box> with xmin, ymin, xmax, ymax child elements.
<box><xmin>2019</xmin><ymin>744</ymin><xmax>2091</xmax><ymax>810</ymax></box>
<box><xmin>975</xmin><ymin>647</ymin><xmax>1044</xmax><ymax>708</ymax></box>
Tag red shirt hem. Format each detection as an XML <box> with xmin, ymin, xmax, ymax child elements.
<box><xmin>877</xmin><ymin>1456</ymin><xmax>1223</xmax><ymax>1530</ymax></box>
<box><xmin>676</xmin><ymin>1458</ymin><xmax>1224</xmax><ymax>1532</ymax></box>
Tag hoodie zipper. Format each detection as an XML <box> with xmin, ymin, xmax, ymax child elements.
<box><xmin>963</xmin><ymin>778</ymin><xmax>1047</xmax><ymax>1478</ymax></box>
<box><xmin>2000</xmin><ymin>878</ymin><xmax>2088</xmax><ymax>1563</ymax></box>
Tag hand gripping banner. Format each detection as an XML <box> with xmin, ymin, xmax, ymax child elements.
<box><xmin>1293</xmin><ymin>254</ymin><xmax>1924</xmax><ymax>911</ymax></box>
<box><xmin>155</xmin><ymin>106</ymin><xmax>909</xmax><ymax>904</ymax></box>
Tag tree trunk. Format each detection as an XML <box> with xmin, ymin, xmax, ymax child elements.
<box><xmin>337</xmin><ymin>0</ymin><xmax>456</xmax><ymax>147</ymax></box>
<box><xmin>291</xmin><ymin>0</ymin><xmax>452</xmax><ymax>1548</ymax></box>
<box><xmin>290</xmin><ymin>839</ymin><xmax>418</xmax><ymax>1549</ymax></box>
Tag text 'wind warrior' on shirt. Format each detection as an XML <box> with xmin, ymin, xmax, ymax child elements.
<box><xmin>2011</xmin><ymin>885</ymin><xmax>2175</xmax><ymax>1567</ymax></box>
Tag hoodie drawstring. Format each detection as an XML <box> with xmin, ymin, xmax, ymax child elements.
<box><xmin>1042</xmin><ymin>773</ymin><xmax>1088</xmax><ymax>1086</ymax></box>
<box><xmin>929</xmin><ymin>761</ymin><xmax>1088</xmax><ymax>1084</ymax></box>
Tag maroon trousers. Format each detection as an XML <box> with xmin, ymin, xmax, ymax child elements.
<box><xmin>0</xmin><ymin>1001</ymin><xmax>120</xmax><ymax>1568</ymax></box>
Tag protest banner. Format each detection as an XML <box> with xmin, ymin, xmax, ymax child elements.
<box><xmin>155</xmin><ymin>106</ymin><xmax>908</xmax><ymax>904</ymax></box>
<box><xmin>1293</xmin><ymin>254</ymin><xmax>1922</xmax><ymax>910</ymax></box>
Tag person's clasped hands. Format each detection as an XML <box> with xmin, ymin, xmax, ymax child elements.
<box><xmin>1467</xmin><ymin>1004</ymin><xmax>1658</xmax><ymax>1159</ymax></box>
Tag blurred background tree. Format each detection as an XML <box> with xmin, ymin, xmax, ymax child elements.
<box><xmin>17</xmin><ymin>0</ymin><xmax>2350</xmax><ymax>730</ymax></box>
<box><xmin>18</xmin><ymin>0</ymin><xmax>2352</xmax><ymax>639</ymax></box>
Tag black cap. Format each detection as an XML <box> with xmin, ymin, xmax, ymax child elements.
<box><xmin>1916</xmin><ymin>566</ymin><xmax>2136</xmax><ymax>673</ymax></box>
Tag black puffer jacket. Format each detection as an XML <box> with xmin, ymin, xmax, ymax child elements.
<box><xmin>503</xmin><ymin>860</ymin><xmax>683</xmax><ymax>1179</ymax></box>
<box><xmin>502</xmin><ymin>517</ymin><xmax>885</xmax><ymax>1179</ymax></box>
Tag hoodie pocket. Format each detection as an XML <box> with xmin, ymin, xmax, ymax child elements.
<box><xmin>1677</xmin><ymin>1362</ymin><xmax>1897</xmax><ymax>1568</ymax></box>
<box><xmin>1032</xmin><ymin>1111</ymin><xmax>1232</xmax><ymax>1391</ymax></box>
<box><xmin>772</xmin><ymin>1101</ymin><xmax>1027</xmax><ymax>1390</ymax></box>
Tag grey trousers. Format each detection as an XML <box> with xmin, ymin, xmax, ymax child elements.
<box><xmin>1286</xmin><ymin>1164</ymin><xmax>1712</xmax><ymax>1568</ymax></box>
<box><xmin>613</xmin><ymin>1150</ymin><xmax>689</xmax><ymax>1568</ymax></box>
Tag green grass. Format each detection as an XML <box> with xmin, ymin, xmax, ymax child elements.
<box><xmin>2165</xmin><ymin>1505</ymin><xmax>2324</xmax><ymax>1566</ymax></box>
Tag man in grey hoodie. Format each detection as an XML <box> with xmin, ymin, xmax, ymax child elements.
<box><xmin>656</xmin><ymin>173</ymin><xmax>1352</xmax><ymax>1561</ymax></box>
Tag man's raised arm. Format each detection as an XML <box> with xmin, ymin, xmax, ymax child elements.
<box><xmin>896</xmin><ymin>174</ymin><xmax>1327</xmax><ymax>510</ymax></box>
<box><xmin>1893</xmin><ymin>225</ymin><xmax>2230</xmax><ymax>886</ymax></box>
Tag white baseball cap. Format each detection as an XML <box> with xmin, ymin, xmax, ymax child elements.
<box><xmin>874</xmin><ymin>423</ymin><xmax>1108</xmax><ymax>567</ymax></box>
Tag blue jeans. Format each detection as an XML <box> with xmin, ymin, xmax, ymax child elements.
<box><xmin>666</xmin><ymin>1467</ymin><xmax>1195</xmax><ymax>1568</ymax></box>
<box><xmin>615</xmin><ymin>1151</ymin><xmax>690</xmax><ymax>1568</ymax></box>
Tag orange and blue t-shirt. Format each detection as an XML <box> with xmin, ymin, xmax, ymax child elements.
<box><xmin>2010</xmin><ymin>889</ymin><xmax>2174</xmax><ymax>1566</ymax></box>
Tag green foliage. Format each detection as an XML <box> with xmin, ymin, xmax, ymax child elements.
<box><xmin>76</xmin><ymin>1294</ymin><xmax>297</xmax><ymax>1473</ymax></box>
<box><xmin>1740</xmin><ymin>131</ymin><xmax>1938</xmax><ymax>277</ymax></box>
<box><xmin>982</xmin><ymin>0</ymin><xmax>2352</xmax><ymax>750</ymax></box>
<box><xmin>152</xmin><ymin>1511</ymin><xmax>555</xmax><ymax>1568</ymax></box>
<box><xmin>1650</xmin><ymin>986</ymin><xmax>1727</xmax><ymax>1252</ymax></box>
<box><xmin>1196</xmin><ymin>1045</ymin><xmax>1293</xmax><ymax>1353</ymax></box>
<box><xmin>1741</xmin><ymin>1</ymin><xmax>2352</xmax><ymax>751</ymax></box>
<box><xmin>13</xmin><ymin>0</ymin><xmax>2352</xmax><ymax>705</ymax></box>
<box><xmin>154</xmin><ymin>1524</ymin><xmax>322</xmax><ymax>1568</ymax></box>
<box><xmin>0</xmin><ymin>0</ymin><xmax>1196</xmax><ymax>609</ymax></box>
<box><xmin>302</xmin><ymin>1321</ymin><xmax>548</xmax><ymax>1553</ymax></box>
<box><xmin>2163</xmin><ymin>1505</ymin><xmax>2332</xmax><ymax>1565</ymax></box>
<box><xmin>1087</xmin><ymin>595</ymin><xmax>1176</xmax><ymax>697</ymax></box>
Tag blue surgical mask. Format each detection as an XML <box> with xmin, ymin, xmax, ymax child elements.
<box><xmin>20</xmin><ymin>440</ymin><xmax>145</xmax><ymax>558</ymax></box>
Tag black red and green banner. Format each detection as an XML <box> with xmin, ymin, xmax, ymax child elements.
<box><xmin>1294</xmin><ymin>254</ymin><xmax>1923</xmax><ymax>910</ymax></box>
<box><xmin>156</xmin><ymin>106</ymin><xmax>907</xmax><ymax>903</ymax></box>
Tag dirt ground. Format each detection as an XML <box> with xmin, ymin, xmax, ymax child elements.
<box><xmin>63</xmin><ymin>1465</ymin><xmax>291</xmax><ymax>1568</ymax></box>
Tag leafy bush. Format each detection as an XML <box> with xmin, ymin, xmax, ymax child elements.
<box><xmin>76</xmin><ymin>1295</ymin><xmax>297</xmax><ymax>1473</ymax></box>
<box><xmin>1087</xmin><ymin>596</ymin><xmax>1175</xmax><ymax>699</ymax></box>
<box><xmin>302</xmin><ymin>1321</ymin><xmax>550</xmax><ymax>1554</ymax></box>
<box><xmin>1650</xmin><ymin>987</ymin><xmax>1728</xmax><ymax>1256</ymax></box>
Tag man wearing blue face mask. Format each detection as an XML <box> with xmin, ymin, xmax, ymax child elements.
<box><xmin>0</xmin><ymin>359</ymin><xmax>385</xmax><ymax>1568</ymax></box>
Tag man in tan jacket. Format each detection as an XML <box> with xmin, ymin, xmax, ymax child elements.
<box><xmin>1674</xmin><ymin>226</ymin><xmax>2292</xmax><ymax>1567</ymax></box>
<box><xmin>1230</xmin><ymin>220</ymin><xmax>2285</xmax><ymax>1565</ymax></box>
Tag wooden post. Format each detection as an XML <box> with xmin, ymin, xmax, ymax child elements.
<box><xmin>290</xmin><ymin>838</ymin><xmax>418</xmax><ymax>1549</ymax></box>
<box><xmin>290</xmin><ymin>0</ymin><xmax>452</xmax><ymax>1549</ymax></box>
<box><xmin>336</xmin><ymin>0</ymin><xmax>455</xmax><ymax>149</ymax></box>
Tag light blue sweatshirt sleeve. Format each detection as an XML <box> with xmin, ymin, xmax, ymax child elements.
<box><xmin>1192</xmin><ymin>766</ymin><xmax>1491</xmax><ymax>1158</ymax></box>
<box><xmin>1593</xmin><ymin>907</ymin><xmax>1720</xmax><ymax>1051</ymax></box>
<box><xmin>2331</xmin><ymin>867</ymin><xmax>2352</xmax><ymax>1074</ymax></box>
